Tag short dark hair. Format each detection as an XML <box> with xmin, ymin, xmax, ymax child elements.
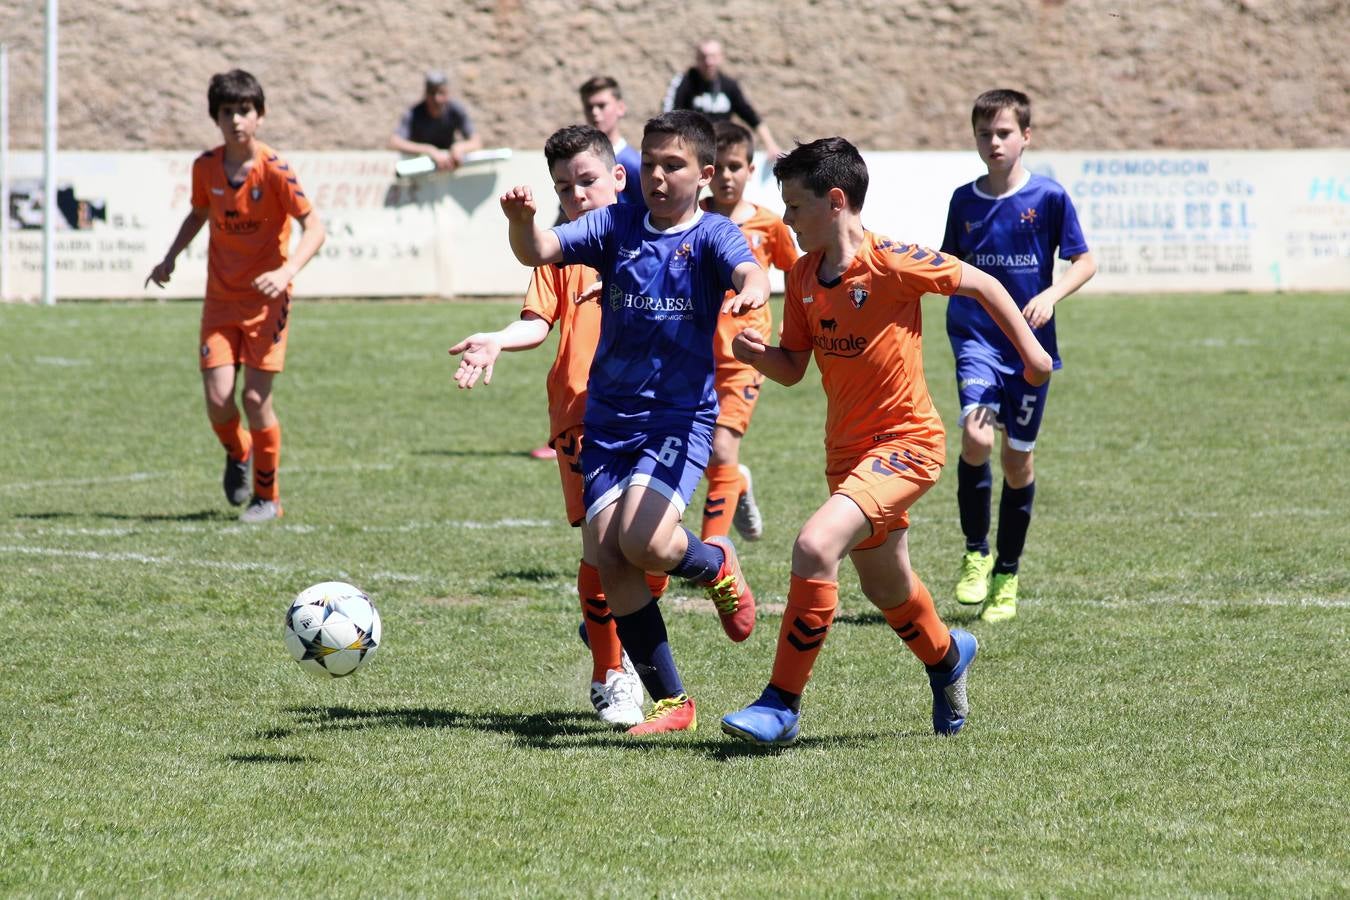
<box><xmin>714</xmin><ymin>121</ymin><xmax>755</xmax><ymax>161</ymax></box>
<box><xmin>972</xmin><ymin>89</ymin><xmax>1031</xmax><ymax>131</ymax></box>
<box><xmin>642</xmin><ymin>110</ymin><xmax>716</xmax><ymax>168</ymax></box>
<box><xmin>579</xmin><ymin>75</ymin><xmax>622</xmax><ymax>101</ymax></box>
<box><xmin>208</xmin><ymin>69</ymin><xmax>265</xmax><ymax>119</ymax></box>
<box><xmin>772</xmin><ymin>137</ymin><xmax>868</xmax><ymax>211</ymax></box>
<box><xmin>544</xmin><ymin>124</ymin><xmax>616</xmax><ymax>170</ymax></box>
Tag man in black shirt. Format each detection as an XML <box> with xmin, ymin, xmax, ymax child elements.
<box><xmin>662</xmin><ymin>40</ymin><xmax>781</xmax><ymax>159</ymax></box>
<box><xmin>388</xmin><ymin>70</ymin><xmax>483</xmax><ymax>171</ymax></box>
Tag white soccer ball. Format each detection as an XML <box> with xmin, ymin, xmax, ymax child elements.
<box><xmin>283</xmin><ymin>581</ymin><xmax>382</xmax><ymax>678</ymax></box>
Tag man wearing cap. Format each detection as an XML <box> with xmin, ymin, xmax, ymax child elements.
<box><xmin>388</xmin><ymin>70</ymin><xmax>483</xmax><ymax>171</ymax></box>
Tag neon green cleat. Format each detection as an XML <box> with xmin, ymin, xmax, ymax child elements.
<box><xmin>955</xmin><ymin>550</ymin><xmax>993</xmax><ymax>605</ymax></box>
<box><xmin>981</xmin><ymin>573</ymin><xmax>1019</xmax><ymax>623</ymax></box>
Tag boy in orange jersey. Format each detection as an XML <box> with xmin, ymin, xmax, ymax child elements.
<box><xmin>448</xmin><ymin>125</ymin><xmax>669</xmax><ymax>728</ymax></box>
<box><xmin>146</xmin><ymin>70</ymin><xmax>325</xmax><ymax>523</ymax></box>
<box><xmin>697</xmin><ymin>122</ymin><xmax>799</xmax><ymax>544</ymax></box>
<box><xmin>720</xmin><ymin>138</ymin><xmax>1052</xmax><ymax>745</ymax></box>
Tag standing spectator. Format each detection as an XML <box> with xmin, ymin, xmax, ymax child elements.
<box><xmin>388</xmin><ymin>70</ymin><xmax>482</xmax><ymax>171</ymax></box>
<box><xmin>663</xmin><ymin>39</ymin><xmax>781</xmax><ymax>160</ymax></box>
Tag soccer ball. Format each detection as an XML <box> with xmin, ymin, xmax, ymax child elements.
<box><xmin>283</xmin><ymin>581</ymin><xmax>382</xmax><ymax>678</ymax></box>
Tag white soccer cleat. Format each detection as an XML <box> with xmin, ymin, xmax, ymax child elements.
<box><xmin>590</xmin><ymin>654</ymin><xmax>644</xmax><ymax>728</ymax></box>
<box><xmin>732</xmin><ymin>464</ymin><xmax>764</xmax><ymax>541</ymax></box>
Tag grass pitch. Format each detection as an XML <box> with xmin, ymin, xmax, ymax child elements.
<box><xmin>1</xmin><ymin>293</ymin><xmax>1346</xmax><ymax>896</ymax></box>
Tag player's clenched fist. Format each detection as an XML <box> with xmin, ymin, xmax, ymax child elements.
<box><xmin>499</xmin><ymin>185</ymin><xmax>538</xmax><ymax>222</ymax></box>
<box><xmin>732</xmin><ymin>327</ymin><xmax>767</xmax><ymax>365</ymax></box>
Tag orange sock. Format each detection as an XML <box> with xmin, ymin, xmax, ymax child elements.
<box><xmin>211</xmin><ymin>416</ymin><xmax>251</xmax><ymax>462</ymax></box>
<box><xmin>579</xmin><ymin>561</ymin><xmax>623</xmax><ymax>681</ymax></box>
<box><xmin>250</xmin><ymin>424</ymin><xmax>281</xmax><ymax>501</ymax></box>
<box><xmin>881</xmin><ymin>576</ymin><xmax>952</xmax><ymax>666</ymax></box>
<box><xmin>645</xmin><ymin>572</ymin><xmax>670</xmax><ymax>599</ymax></box>
<box><xmin>700</xmin><ymin>463</ymin><xmax>742</xmax><ymax>539</ymax></box>
<box><xmin>769</xmin><ymin>575</ymin><xmax>839</xmax><ymax>696</ymax></box>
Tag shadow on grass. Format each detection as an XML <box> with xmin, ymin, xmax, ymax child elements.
<box><xmin>269</xmin><ymin>704</ymin><xmax>602</xmax><ymax>750</ymax></box>
<box><xmin>263</xmin><ymin>705</ymin><xmax>908</xmax><ymax>757</ymax></box>
<box><xmin>16</xmin><ymin>509</ymin><xmax>233</xmax><ymax>523</ymax></box>
<box><xmin>225</xmin><ymin>752</ymin><xmax>317</xmax><ymax>764</ymax></box>
<box><xmin>835</xmin><ymin>607</ymin><xmax>982</xmax><ymax>627</ymax></box>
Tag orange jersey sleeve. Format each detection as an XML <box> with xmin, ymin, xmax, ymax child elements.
<box><xmin>783</xmin><ymin>231</ymin><xmax>961</xmax><ymax>463</ymax></box>
<box><xmin>522</xmin><ymin>263</ymin><xmax>601</xmax><ymax>440</ymax></box>
<box><xmin>193</xmin><ymin>141</ymin><xmax>314</xmax><ymax>302</ymax></box>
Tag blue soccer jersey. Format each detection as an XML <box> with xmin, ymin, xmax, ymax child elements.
<box><xmin>553</xmin><ymin>204</ymin><xmax>756</xmax><ymax>433</ymax></box>
<box><xmin>942</xmin><ymin>172</ymin><xmax>1088</xmax><ymax>372</ymax></box>
<box><xmin>613</xmin><ymin>140</ymin><xmax>646</xmax><ymax>209</ymax></box>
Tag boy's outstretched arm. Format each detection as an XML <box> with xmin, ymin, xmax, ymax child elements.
<box><xmin>144</xmin><ymin>207</ymin><xmax>208</xmax><ymax>288</ymax></box>
<box><xmin>957</xmin><ymin>262</ymin><xmax>1054</xmax><ymax>386</ymax></box>
<box><xmin>500</xmin><ymin>186</ymin><xmax>563</xmax><ymax>267</ymax></box>
<box><xmin>732</xmin><ymin>327</ymin><xmax>810</xmax><ymax>387</ymax></box>
<box><xmin>1022</xmin><ymin>251</ymin><xmax>1097</xmax><ymax>329</ymax></box>
<box><xmin>447</xmin><ymin>313</ymin><xmax>552</xmax><ymax>389</ymax></box>
<box><xmin>254</xmin><ymin>211</ymin><xmax>327</xmax><ymax>299</ymax></box>
<box><xmin>722</xmin><ymin>261</ymin><xmax>769</xmax><ymax>315</ymax></box>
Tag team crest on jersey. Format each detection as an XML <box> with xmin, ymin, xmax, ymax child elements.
<box><xmin>848</xmin><ymin>285</ymin><xmax>869</xmax><ymax>309</ymax></box>
<box><xmin>669</xmin><ymin>242</ymin><xmax>694</xmax><ymax>271</ymax></box>
<box><xmin>1020</xmin><ymin>207</ymin><xmax>1038</xmax><ymax>224</ymax></box>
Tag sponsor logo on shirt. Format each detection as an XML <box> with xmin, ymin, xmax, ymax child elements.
<box><xmin>608</xmin><ymin>283</ymin><xmax>695</xmax><ymax>319</ymax></box>
<box><xmin>617</xmin><ymin>246</ymin><xmax>641</xmax><ymax>259</ymax></box>
<box><xmin>965</xmin><ymin>220</ymin><xmax>982</xmax><ymax>233</ymax></box>
<box><xmin>971</xmin><ymin>252</ymin><xmax>1040</xmax><ymax>269</ymax></box>
<box><xmin>813</xmin><ymin>325</ymin><xmax>869</xmax><ymax>358</ymax></box>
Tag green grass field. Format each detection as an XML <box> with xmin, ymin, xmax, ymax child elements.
<box><xmin>2</xmin><ymin>293</ymin><xmax>1346</xmax><ymax>896</ymax></box>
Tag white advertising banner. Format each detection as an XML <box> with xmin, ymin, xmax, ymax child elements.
<box><xmin>2</xmin><ymin>149</ymin><xmax>1346</xmax><ymax>299</ymax></box>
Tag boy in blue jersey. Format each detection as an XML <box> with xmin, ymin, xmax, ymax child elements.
<box><xmin>500</xmin><ymin>110</ymin><xmax>771</xmax><ymax>734</ymax></box>
<box><xmin>580</xmin><ymin>76</ymin><xmax>645</xmax><ymax>209</ymax></box>
<box><xmin>941</xmin><ymin>89</ymin><xmax>1097</xmax><ymax>622</ymax></box>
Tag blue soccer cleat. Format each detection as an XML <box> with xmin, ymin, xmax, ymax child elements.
<box><xmin>720</xmin><ymin>687</ymin><xmax>801</xmax><ymax>746</ymax></box>
<box><xmin>929</xmin><ymin>628</ymin><xmax>978</xmax><ymax>735</ymax></box>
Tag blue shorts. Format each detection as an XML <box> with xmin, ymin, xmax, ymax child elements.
<box><xmin>955</xmin><ymin>354</ymin><xmax>1051</xmax><ymax>452</ymax></box>
<box><xmin>581</xmin><ymin>422</ymin><xmax>712</xmax><ymax>522</ymax></box>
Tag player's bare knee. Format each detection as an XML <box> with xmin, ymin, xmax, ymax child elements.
<box><xmin>1003</xmin><ymin>447</ymin><xmax>1034</xmax><ymax>486</ymax></box>
<box><xmin>791</xmin><ymin>529</ymin><xmax>841</xmax><ymax>579</ymax></box>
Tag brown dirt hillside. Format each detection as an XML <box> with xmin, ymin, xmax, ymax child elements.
<box><xmin>1</xmin><ymin>0</ymin><xmax>1347</xmax><ymax>152</ymax></box>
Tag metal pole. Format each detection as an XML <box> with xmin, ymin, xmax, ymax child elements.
<box><xmin>1</xmin><ymin>44</ymin><xmax>9</xmax><ymax>302</ymax></box>
<box><xmin>42</xmin><ymin>0</ymin><xmax>58</xmax><ymax>306</ymax></box>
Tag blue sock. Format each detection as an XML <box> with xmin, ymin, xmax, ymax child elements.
<box><xmin>957</xmin><ymin>458</ymin><xmax>992</xmax><ymax>554</ymax></box>
<box><xmin>995</xmin><ymin>480</ymin><xmax>1036</xmax><ymax>575</ymax></box>
<box><xmin>612</xmin><ymin>601</ymin><xmax>685</xmax><ymax>700</ymax></box>
<box><xmin>666</xmin><ymin>526</ymin><xmax>726</xmax><ymax>583</ymax></box>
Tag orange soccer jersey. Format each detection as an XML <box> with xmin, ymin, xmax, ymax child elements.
<box><xmin>191</xmin><ymin>141</ymin><xmax>313</xmax><ymax>303</ymax></box>
<box><xmin>705</xmin><ymin>201</ymin><xmax>799</xmax><ymax>367</ymax></box>
<box><xmin>781</xmin><ymin>231</ymin><xmax>962</xmax><ymax>468</ymax></box>
<box><xmin>521</xmin><ymin>263</ymin><xmax>602</xmax><ymax>443</ymax></box>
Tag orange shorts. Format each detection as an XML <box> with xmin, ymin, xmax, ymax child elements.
<box><xmin>552</xmin><ymin>425</ymin><xmax>586</xmax><ymax>526</ymax></box>
<box><xmin>199</xmin><ymin>293</ymin><xmax>291</xmax><ymax>372</ymax></box>
<box><xmin>826</xmin><ymin>437</ymin><xmax>944</xmax><ymax>551</ymax></box>
<box><xmin>714</xmin><ymin>361</ymin><xmax>765</xmax><ymax>435</ymax></box>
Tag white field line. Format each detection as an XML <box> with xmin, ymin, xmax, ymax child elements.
<box><xmin>0</xmin><ymin>462</ymin><xmax>397</xmax><ymax>494</ymax></box>
<box><xmin>7</xmin><ymin>519</ymin><xmax>556</xmax><ymax>538</ymax></box>
<box><xmin>0</xmin><ymin>544</ymin><xmax>441</xmax><ymax>586</ymax></box>
<box><xmin>0</xmin><ymin>543</ymin><xmax>1344</xmax><ymax>612</ymax></box>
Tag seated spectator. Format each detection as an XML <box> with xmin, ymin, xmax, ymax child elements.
<box><xmin>388</xmin><ymin>70</ymin><xmax>483</xmax><ymax>171</ymax></box>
